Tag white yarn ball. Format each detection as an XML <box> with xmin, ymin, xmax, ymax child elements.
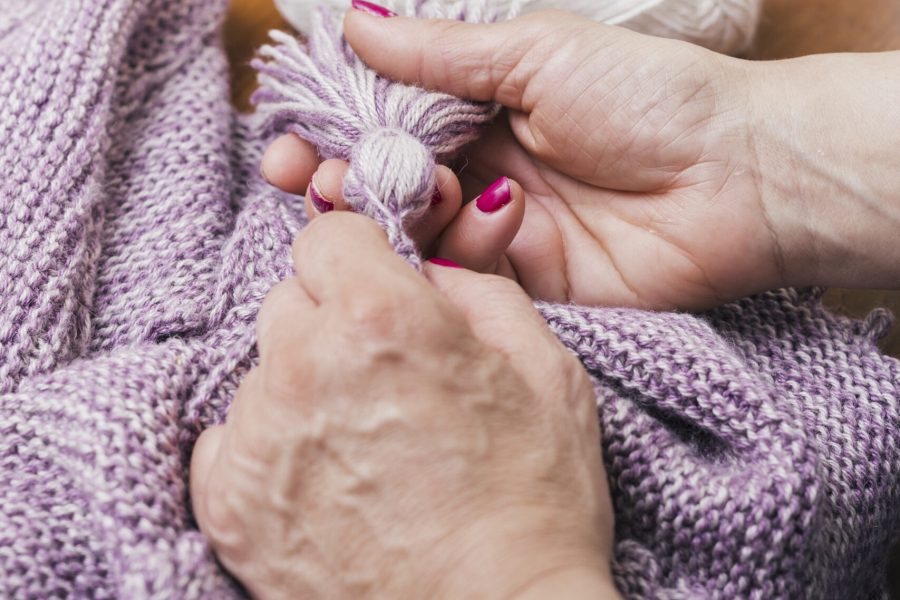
<box><xmin>274</xmin><ymin>0</ymin><xmax>760</xmax><ymax>55</ymax></box>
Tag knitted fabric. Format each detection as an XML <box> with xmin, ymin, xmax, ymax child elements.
<box><xmin>0</xmin><ymin>1</ymin><xmax>897</xmax><ymax>599</ymax></box>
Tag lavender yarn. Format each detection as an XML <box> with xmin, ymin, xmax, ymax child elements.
<box><xmin>253</xmin><ymin>2</ymin><xmax>511</xmax><ymax>266</ymax></box>
<box><xmin>0</xmin><ymin>0</ymin><xmax>897</xmax><ymax>598</ymax></box>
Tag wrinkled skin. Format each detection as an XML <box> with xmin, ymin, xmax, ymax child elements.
<box><xmin>191</xmin><ymin>213</ymin><xmax>617</xmax><ymax>599</ymax></box>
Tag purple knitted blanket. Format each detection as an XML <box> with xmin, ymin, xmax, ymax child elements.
<box><xmin>0</xmin><ymin>0</ymin><xmax>898</xmax><ymax>598</ymax></box>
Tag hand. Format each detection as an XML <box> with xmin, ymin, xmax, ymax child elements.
<box><xmin>262</xmin><ymin>9</ymin><xmax>782</xmax><ymax>311</ymax></box>
<box><xmin>190</xmin><ymin>213</ymin><xmax>618</xmax><ymax>599</ymax></box>
<box><xmin>263</xmin><ymin>10</ymin><xmax>900</xmax><ymax>310</ymax></box>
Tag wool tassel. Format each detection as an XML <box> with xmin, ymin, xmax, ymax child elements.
<box><xmin>252</xmin><ymin>1</ymin><xmax>521</xmax><ymax>268</ymax></box>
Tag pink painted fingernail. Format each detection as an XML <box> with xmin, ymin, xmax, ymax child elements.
<box><xmin>428</xmin><ymin>257</ymin><xmax>463</xmax><ymax>269</ymax></box>
<box><xmin>351</xmin><ymin>0</ymin><xmax>397</xmax><ymax>17</ymax></box>
<box><xmin>474</xmin><ymin>176</ymin><xmax>512</xmax><ymax>214</ymax></box>
<box><xmin>308</xmin><ymin>176</ymin><xmax>334</xmax><ymax>214</ymax></box>
<box><xmin>431</xmin><ymin>185</ymin><xmax>443</xmax><ymax>207</ymax></box>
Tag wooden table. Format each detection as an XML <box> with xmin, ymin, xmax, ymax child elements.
<box><xmin>224</xmin><ymin>0</ymin><xmax>900</xmax><ymax>359</ymax></box>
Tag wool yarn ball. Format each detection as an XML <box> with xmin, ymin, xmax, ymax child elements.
<box><xmin>274</xmin><ymin>0</ymin><xmax>761</xmax><ymax>54</ymax></box>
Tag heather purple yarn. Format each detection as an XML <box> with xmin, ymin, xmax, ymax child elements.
<box><xmin>0</xmin><ymin>0</ymin><xmax>898</xmax><ymax>598</ymax></box>
<box><xmin>252</xmin><ymin>4</ymin><xmax>507</xmax><ymax>267</ymax></box>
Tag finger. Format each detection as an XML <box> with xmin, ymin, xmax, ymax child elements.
<box><xmin>306</xmin><ymin>162</ymin><xmax>460</xmax><ymax>255</ymax></box>
<box><xmin>261</xmin><ymin>134</ymin><xmax>320</xmax><ymax>194</ymax></box>
<box><xmin>343</xmin><ymin>9</ymin><xmax>588</xmax><ymax>110</ymax></box>
<box><xmin>423</xmin><ymin>263</ymin><xmax>572</xmax><ymax>396</ymax></box>
<box><xmin>255</xmin><ymin>277</ymin><xmax>318</xmax><ymax>361</ymax></box>
<box><xmin>292</xmin><ymin>211</ymin><xmax>425</xmax><ymax>305</ymax></box>
<box><xmin>435</xmin><ymin>176</ymin><xmax>525</xmax><ymax>273</ymax></box>
<box><xmin>305</xmin><ymin>159</ymin><xmax>350</xmax><ymax>218</ymax></box>
<box><xmin>408</xmin><ymin>165</ymin><xmax>462</xmax><ymax>254</ymax></box>
<box><xmin>189</xmin><ymin>424</ymin><xmax>226</xmax><ymax>534</ymax></box>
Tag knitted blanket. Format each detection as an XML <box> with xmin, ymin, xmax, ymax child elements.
<box><xmin>0</xmin><ymin>0</ymin><xmax>897</xmax><ymax>598</ymax></box>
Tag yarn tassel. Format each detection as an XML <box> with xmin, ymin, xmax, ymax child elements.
<box><xmin>253</xmin><ymin>2</ymin><xmax>520</xmax><ymax>267</ymax></box>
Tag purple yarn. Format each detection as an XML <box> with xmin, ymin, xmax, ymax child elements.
<box><xmin>0</xmin><ymin>0</ymin><xmax>897</xmax><ymax>598</ymax></box>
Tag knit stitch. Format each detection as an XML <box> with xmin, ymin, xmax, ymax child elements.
<box><xmin>0</xmin><ymin>0</ymin><xmax>897</xmax><ymax>598</ymax></box>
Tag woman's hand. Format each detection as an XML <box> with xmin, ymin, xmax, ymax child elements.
<box><xmin>190</xmin><ymin>212</ymin><xmax>618</xmax><ymax>599</ymax></box>
<box><xmin>263</xmin><ymin>9</ymin><xmax>781</xmax><ymax>311</ymax></box>
<box><xmin>263</xmin><ymin>9</ymin><xmax>900</xmax><ymax>311</ymax></box>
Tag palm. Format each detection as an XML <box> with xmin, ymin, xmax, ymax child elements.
<box><xmin>457</xmin><ymin>113</ymin><xmax>779</xmax><ymax>311</ymax></box>
<box><xmin>267</xmin><ymin>15</ymin><xmax>785</xmax><ymax>311</ymax></box>
<box><xmin>441</xmin><ymin>26</ymin><xmax>785</xmax><ymax>310</ymax></box>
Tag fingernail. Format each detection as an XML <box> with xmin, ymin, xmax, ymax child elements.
<box><xmin>309</xmin><ymin>176</ymin><xmax>334</xmax><ymax>214</ymax></box>
<box><xmin>474</xmin><ymin>176</ymin><xmax>512</xmax><ymax>214</ymax></box>
<box><xmin>351</xmin><ymin>0</ymin><xmax>397</xmax><ymax>17</ymax></box>
<box><xmin>431</xmin><ymin>185</ymin><xmax>443</xmax><ymax>207</ymax></box>
<box><xmin>427</xmin><ymin>257</ymin><xmax>463</xmax><ymax>269</ymax></box>
<box><xmin>259</xmin><ymin>162</ymin><xmax>270</xmax><ymax>184</ymax></box>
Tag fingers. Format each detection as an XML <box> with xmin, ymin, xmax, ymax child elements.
<box><xmin>435</xmin><ymin>176</ymin><xmax>525</xmax><ymax>273</ymax></box>
<box><xmin>263</xmin><ymin>130</ymin><xmax>525</xmax><ymax>280</ymax></box>
<box><xmin>343</xmin><ymin>9</ymin><xmax>584</xmax><ymax>110</ymax></box>
<box><xmin>305</xmin><ymin>159</ymin><xmax>350</xmax><ymax>216</ymax></box>
<box><xmin>260</xmin><ymin>134</ymin><xmax>320</xmax><ymax>194</ymax></box>
<box><xmin>304</xmin><ymin>161</ymin><xmax>463</xmax><ymax>256</ymax></box>
<box><xmin>407</xmin><ymin>166</ymin><xmax>462</xmax><ymax>253</ymax></box>
<box><xmin>423</xmin><ymin>262</ymin><xmax>575</xmax><ymax>396</ymax></box>
<box><xmin>292</xmin><ymin>211</ymin><xmax>425</xmax><ymax>305</ymax></box>
<box><xmin>303</xmin><ymin>166</ymin><xmax>525</xmax><ymax>276</ymax></box>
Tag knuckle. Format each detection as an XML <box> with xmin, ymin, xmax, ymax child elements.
<box><xmin>343</xmin><ymin>289</ymin><xmax>406</xmax><ymax>338</ymax></box>
<box><xmin>256</xmin><ymin>279</ymin><xmax>303</xmax><ymax>341</ymax></box>
<box><xmin>201</xmin><ymin>479</ymin><xmax>246</xmax><ymax>550</ymax></box>
<box><xmin>341</xmin><ymin>279</ymin><xmax>447</xmax><ymax>342</ymax></box>
<box><xmin>432</xmin><ymin>22</ymin><xmax>492</xmax><ymax>98</ymax></box>
<box><xmin>293</xmin><ymin>212</ymin><xmax>387</xmax><ymax>264</ymax></box>
<box><xmin>260</xmin><ymin>336</ymin><xmax>308</xmax><ymax>400</ymax></box>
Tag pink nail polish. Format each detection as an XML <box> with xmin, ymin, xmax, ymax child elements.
<box><xmin>428</xmin><ymin>257</ymin><xmax>463</xmax><ymax>269</ymax></box>
<box><xmin>474</xmin><ymin>176</ymin><xmax>512</xmax><ymax>214</ymax></box>
<box><xmin>308</xmin><ymin>177</ymin><xmax>334</xmax><ymax>213</ymax></box>
<box><xmin>431</xmin><ymin>186</ymin><xmax>443</xmax><ymax>207</ymax></box>
<box><xmin>351</xmin><ymin>0</ymin><xmax>398</xmax><ymax>17</ymax></box>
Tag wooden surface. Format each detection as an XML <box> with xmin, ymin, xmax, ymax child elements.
<box><xmin>751</xmin><ymin>0</ymin><xmax>900</xmax><ymax>58</ymax></box>
<box><xmin>224</xmin><ymin>0</ymin><xmax>900</xmax><ymax>358</ymax></box>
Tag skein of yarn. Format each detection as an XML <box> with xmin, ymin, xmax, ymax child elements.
<box><xmin>274</xmin><ymin>0</ymin><xmax>761</xmax><ymax>54</ymax></box>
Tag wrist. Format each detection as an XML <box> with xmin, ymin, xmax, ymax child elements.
<box><xmin>744</xmin><ymin>52</ymin><xmax>900</xmax><ymax>289</ymax></box>
<box><xmin>421</xmin><ymin>506</ymin><xmax>617</xmax><ymax>599</ymax></box>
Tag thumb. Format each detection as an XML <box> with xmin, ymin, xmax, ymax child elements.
<box><xmin>343</xmin><ymin>8</ymin><xmax>590</xmax><ymax>110</ymax></box>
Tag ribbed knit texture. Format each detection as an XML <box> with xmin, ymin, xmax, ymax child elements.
<box><xmin>0</xmin><ymin>0</ymin><xmax>897</xmax><ymax>598</ymax></box>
